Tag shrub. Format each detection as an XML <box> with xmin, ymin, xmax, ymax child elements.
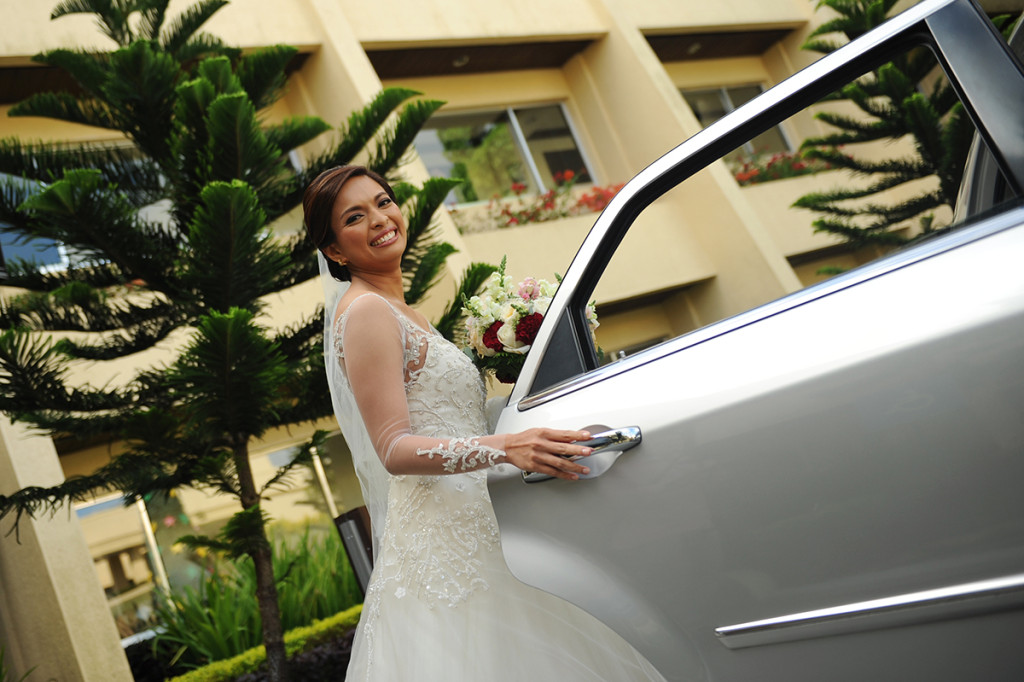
<box><xmin>450</xmin><ymin>171</ymin><xmax>625</xmax><ymax>232</ymax></box>
<box><xmin>729</xmin><ymin>150</ymin><xmax>836</xmax><ymax>186</ymax></box>
<box><xmin>153</xmin><ymin>527</ymin><xmax>362</xmax><ymax>674</ymax></box>
<box><xmin>169</xmin><ymin>605</ymin><xmax>362</xmax><ymax>682</ymax></box>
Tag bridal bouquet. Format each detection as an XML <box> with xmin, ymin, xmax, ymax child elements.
<box><xmin>462</xmin><ymin>259</ymin><xmax>598</xmax><ymax>384</ymax></box>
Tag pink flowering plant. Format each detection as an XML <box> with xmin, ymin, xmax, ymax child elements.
<box><xmin>449</xmin><ymin>170</ymin><xmax>625</xmax><ymax>233</ymax></box>
<box><xmin>729</xmin><ymin>149</ymin><xmax>837</xmax><ymax>186</ymax></box>
<box><xmin>461</xmin><ymin>258</ymin><xmax>598</xmax><ymax>383</ymax></box>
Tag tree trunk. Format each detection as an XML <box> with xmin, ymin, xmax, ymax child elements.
<box><xmin>234</xmin><ymin>440</ymin><xmax>290</xmax><ymax>682</ymax></box>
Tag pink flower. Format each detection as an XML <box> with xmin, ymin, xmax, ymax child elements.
<box><xmin>517</xmin><ymin>277</ymin><xmax>541</xmax><ymax>300</ymax></box>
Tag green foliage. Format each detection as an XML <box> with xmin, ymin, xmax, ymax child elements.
<box><xmin>154</xmin><ymin>530</ymin><xmax>362</xmax><ymax>673</ymax></box>
<box><xmin>433</xmin><ymin>262</ymin><xmax>499</xmax><ymax>342</ymax></box>
<box><xmin>793</xmin><ymin>0</ymin><xmax>986</xmax><ymax>246</ymax></box>
<box><xmin>0</xmin><ymin>1</ymin><xmax>478</xmax><ymax>678</ymax></box>
<box><xmin>167</xmin><ymin>605</ymin><xmax>362</xmax><ymax>682</ymax></box>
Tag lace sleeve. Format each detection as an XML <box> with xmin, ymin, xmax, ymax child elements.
<box><xmin>340</xmin><ymin>295</ymin><xmax>507</xmax><ymax>475</ymax></box>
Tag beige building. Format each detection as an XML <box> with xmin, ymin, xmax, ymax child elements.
<box><xmin>1</xmin><ymin>0</ymin><xmax>1017</xmax><ymax>678</ymax></box>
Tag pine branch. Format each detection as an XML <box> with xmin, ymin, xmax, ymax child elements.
<box><xmin>805</xmin><ymin>112</ymin><xmax>902</xmax><ymax>141</ymax></box>
<box><xmin>259</xmin><ymin>438</ymin><xmax>316</xmax><ymax>495</ymax></box>
<box><xmin>33</xmin><ymin>48</ymin><xmax>108</xmax><ymax>95</ymax></box>
<box><xmin>400</xmin><ymin>177</ymin><xmax>461</xmax><ymax>271</ymax></box>
<box><xmin>205</xmin><ymin>93</ymin><xmax>282</xmax><ymax>190</ymax></box>
<box><xmin>235</xmin><ymin>45</ymin><xmax>298</xmax><ymax>111</ymax></box>
<box><xmin>0</xmin><ymin>260</ymin><xmax>125</xmax><ymax>293</ymax></box>
<box><xmin>263</xmin><ymin>117</ymin><xmax>331</xmax><ymax>157</ymax></box>
<box><xmin>183</xmin><ymin>181</ymin><xmax>290</xmax><ymax>311</ymax></box>
<box><xmin>299</xmin><ymin>87</ymin><xmax>423</xmax><ymax>184</ymax></box>
<box><xmin>404</xmin><ymin>241</ymin><xmax>457</xmax><ymax>306</ymax></box>
<box><xmin>53</xmin><ymin>309</ymin><xmax>190</xmax><ymax>360</ymax></box>
<box><xmin>266</xmin><ymin>234</ymin><xmax>320</xmax><ymax>290</ymax></box>
<box><xmin>792</xmin><ymin>173</ymin><xmax>922</xmax><ymax>208</ymax></box>
<box><xmin>800</xmin><ymin>148</ymin><xmax>930</xmax><ymax>178</ymax></box>
<box><xmin>50</xmin><ymin>0</ymin><xmax>134</xmax><ymax>46</ymax></box>
<box><xmin>102</xmin><ymin>40</ymin><xmax>180</xmax><ymax>161</ymax></box>
<box><xmin>433</xmin><ymin>262</ymin><xmax>499</xmax><ymax>342</ymax></box>
<box><xmin>0</xmin><ymin>283</ymin><xmax>175</xmax><ymax>332</ymax></box>
<box><xmin>160</xmin><ymin>0</ymin><xmax>229</xmax><ymax>57</ymax></box>
<box><xmin>0</xmin><ymin>330</ymin><xmax>135</xmax><ymax>419</ymax></box>
<box><xmin>0</xmin><ymin>139</ymin><xmax>163</xmax><ymax>206</ymax></box>
<box><xmin>271</xmin><ymin>312</ymin><xmax>323</xmax><ymax>361</ymax></box>
<box><xmin>172</xmin><ymin>32</ymin><xmax>239</xmax><ymax>64</ymax></box>
<box><xmin>267</xmin><ymin>355</ymin><xmax>332</xmax><ymax>427</ymax></box>
<box><xmin>367</xmin><ymin>99</ymin><xmax>445</xmax><ymax>176</ymax></box>
<box><xmin>168</xmin><ymin>308</ymin><xmax>289</xmax><ymax>440</ymax></box>
<box><xmin>810</xmin><ymin>217</ymin><xmax>911</xmax><ymax>246</ymax></box>
<box><xmin>8</xmin><ymin>92</ymin><xmax>117</xmax><ymax>130</ymax></box>
<box><xmin>17</xmin><ymin>169</ymin><xmax>179</xmax><ymax>289</ymax></box>
<box><xmin>138</xmin><ymin>0</ymin><xmax>170</xmax><ymax>41</ymax></box>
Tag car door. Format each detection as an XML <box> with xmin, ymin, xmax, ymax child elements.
<box><xmin>488</xmin><ymin>1</ymin><xmax>1024</xmax><ymax>680</ymax></box>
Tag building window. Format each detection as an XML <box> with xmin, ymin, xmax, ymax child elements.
<box><xmin>414</xmin><ymin>104</ymin><xmax>593</xmax><ymax>204</ymax></box>
<box><xmin>681</xmin><ymin>85</ymin><xmax>791</xmax><ymax>155</ymax></box>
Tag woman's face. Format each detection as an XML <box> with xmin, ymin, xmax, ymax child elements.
<box><xmin>324</xmin><ymin>175</ymin><xmax>406</xmax><ymax>274</ymax></box>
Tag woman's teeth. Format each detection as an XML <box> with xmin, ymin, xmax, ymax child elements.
<box><xmin>371</xmin><ymin>230</ymin><xmax>396</xmax><ymax>247</ymax></box>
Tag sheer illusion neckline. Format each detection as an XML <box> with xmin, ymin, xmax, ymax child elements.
<box><xmin>334</xmin><ymin>291</ymin><xmax>437</xmax><ymax>338</ymax></box>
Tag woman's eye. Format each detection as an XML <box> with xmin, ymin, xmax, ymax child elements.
<box><xmin>345</xmin><ymin>213</ymin><xmax>362</xmax><ymax>225</ymax></box>
<box><xmin>379</xmin><ymin>198</ymin><xmax>392</xmax><ymax>208</ymax></box>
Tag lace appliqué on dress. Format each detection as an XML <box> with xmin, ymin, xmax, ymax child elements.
<box><xmin>416</xmin><ymin>437</ymin><xmax>505</xmax><ymax>473</ymax></box>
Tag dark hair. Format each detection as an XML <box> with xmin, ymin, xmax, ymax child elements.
<box><xmin>302</xmin><ymin>165</ymin><xmax>397</xmax><ymax>282</ymax></box>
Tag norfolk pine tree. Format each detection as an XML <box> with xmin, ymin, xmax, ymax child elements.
<box><xmin>0</xmin><ymin>1</ymin><xmax>490</xmax><ymax>679</ymax></box>
<box><xmin>793</xmin><ymin>0</ymin><xmax>1018</xmax><ymax>248</ymax></box>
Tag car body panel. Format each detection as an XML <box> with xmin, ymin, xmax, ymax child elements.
<box><xmin>487</xmin><ymin>0</ymin><xmax>1024</xmax><ymax>679</ymax></box>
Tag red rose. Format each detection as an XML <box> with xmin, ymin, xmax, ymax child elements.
<box><xmin>515</xmin><ymin>312</ymin><xmax>543</xmax><ymax>344</ymax></box>
<box><xmin>483</xmin><ymin>321</ymin><xmax>504</xmax><ymax>351</ymax></box>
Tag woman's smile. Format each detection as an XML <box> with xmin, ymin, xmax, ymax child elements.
<box><xmin>371</xmin><ymin>228</ymin><xmax>398</xmax><ymax>247</ymax></box>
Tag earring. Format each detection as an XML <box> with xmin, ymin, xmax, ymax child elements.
<box><xmin>340</xmin><ymin>258</ymin><xmax>349</xmax><ymax>266</ymax></box>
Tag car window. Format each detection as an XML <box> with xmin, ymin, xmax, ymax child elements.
<box><xmin>543</xmin><ymin>35</ymin><xmax>1021</xmax><ymax>392</ymax></box>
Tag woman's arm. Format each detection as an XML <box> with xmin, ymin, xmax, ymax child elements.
<box><xmin>341</xmin><ymin>295</ymin><xmax>592</xmax><ymax>480</ymax></box>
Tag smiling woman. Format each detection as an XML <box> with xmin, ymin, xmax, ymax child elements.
<box><xmin>300</xmin><ymin>165</ymin><xmax>667</xmax><ymax>681</ymax></box>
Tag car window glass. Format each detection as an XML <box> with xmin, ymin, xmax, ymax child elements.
<box><xmin>581</xmin><ymin>41</ymin><xmax>1018</xmax><ymax>373</ymax></box>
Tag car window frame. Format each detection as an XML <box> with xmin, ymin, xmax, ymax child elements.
<box><xmin>510</xmin><ymin>0</ymin><xmax>1024</xmax><ymax>408</ymax></box>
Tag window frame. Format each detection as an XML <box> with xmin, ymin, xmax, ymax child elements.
<box><xmin>414</xmin><ymin>101</ymin><xmax>599</xmax><ymax>205</ymax></box>
<box><xmin>681</xmin><ymin>83</ymin><xmax>794</xmax><ymax>156</ymax></box>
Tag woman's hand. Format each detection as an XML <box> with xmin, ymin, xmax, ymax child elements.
<box><xmin>503</xmin><ymin>428</ymin><xmax>593</xmax><ymax>480</ymax></box>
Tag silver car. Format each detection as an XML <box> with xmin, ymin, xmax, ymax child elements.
<box><xmin>489</xmin><ymin>0</ymin><xmax>1024</xmax><ymax>679</ymax></box>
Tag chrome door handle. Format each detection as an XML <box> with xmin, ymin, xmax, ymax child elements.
<box><xmin>523</xmin><ymin>426</ymin><xmax>642</xmax><ymax>483</ymax></box>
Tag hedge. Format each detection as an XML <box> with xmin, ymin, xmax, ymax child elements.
<box><xmin>169</xmin><ymin>604</ymin><xmax>362</xmax><ymax>682</ymax></box>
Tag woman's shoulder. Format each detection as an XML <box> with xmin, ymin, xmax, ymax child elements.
<box><xmin>334</xmin><ymin>291</ymin><xmax>401</xmax><ymax>332</ymax></box>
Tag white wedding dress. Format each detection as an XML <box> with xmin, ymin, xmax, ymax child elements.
<box><xmin>328</xmin><ymin>291</ymin><xmax>665</xmax><ymax>681</ymax></box>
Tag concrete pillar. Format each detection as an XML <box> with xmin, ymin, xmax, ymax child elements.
<box><xmin>0</xmin><ymin>416</ymin><xmax>132</xmax><ymax>682</ymax></box>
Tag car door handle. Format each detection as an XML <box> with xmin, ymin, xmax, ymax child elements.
<box><xmin>523</xmin><ymin>426</ymin><xmax>642</xmax><ymax>483</ymax></box>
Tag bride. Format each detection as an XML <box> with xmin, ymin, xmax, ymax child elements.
<box><xmin>303</xmin><ymin>165</ymin><xmax>666</xmax><ymax>681</ymax></box>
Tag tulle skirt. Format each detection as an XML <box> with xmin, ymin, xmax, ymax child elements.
<box><xmin>345</xmin><ymin>545</ymin><xmax>666</xmax><ymax>681</ymax></box>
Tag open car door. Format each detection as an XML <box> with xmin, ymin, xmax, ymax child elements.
<box><xmin>488</xmin><ymin>1</ymin><xmax>1024</xmax><ymax>679</ymax></box>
